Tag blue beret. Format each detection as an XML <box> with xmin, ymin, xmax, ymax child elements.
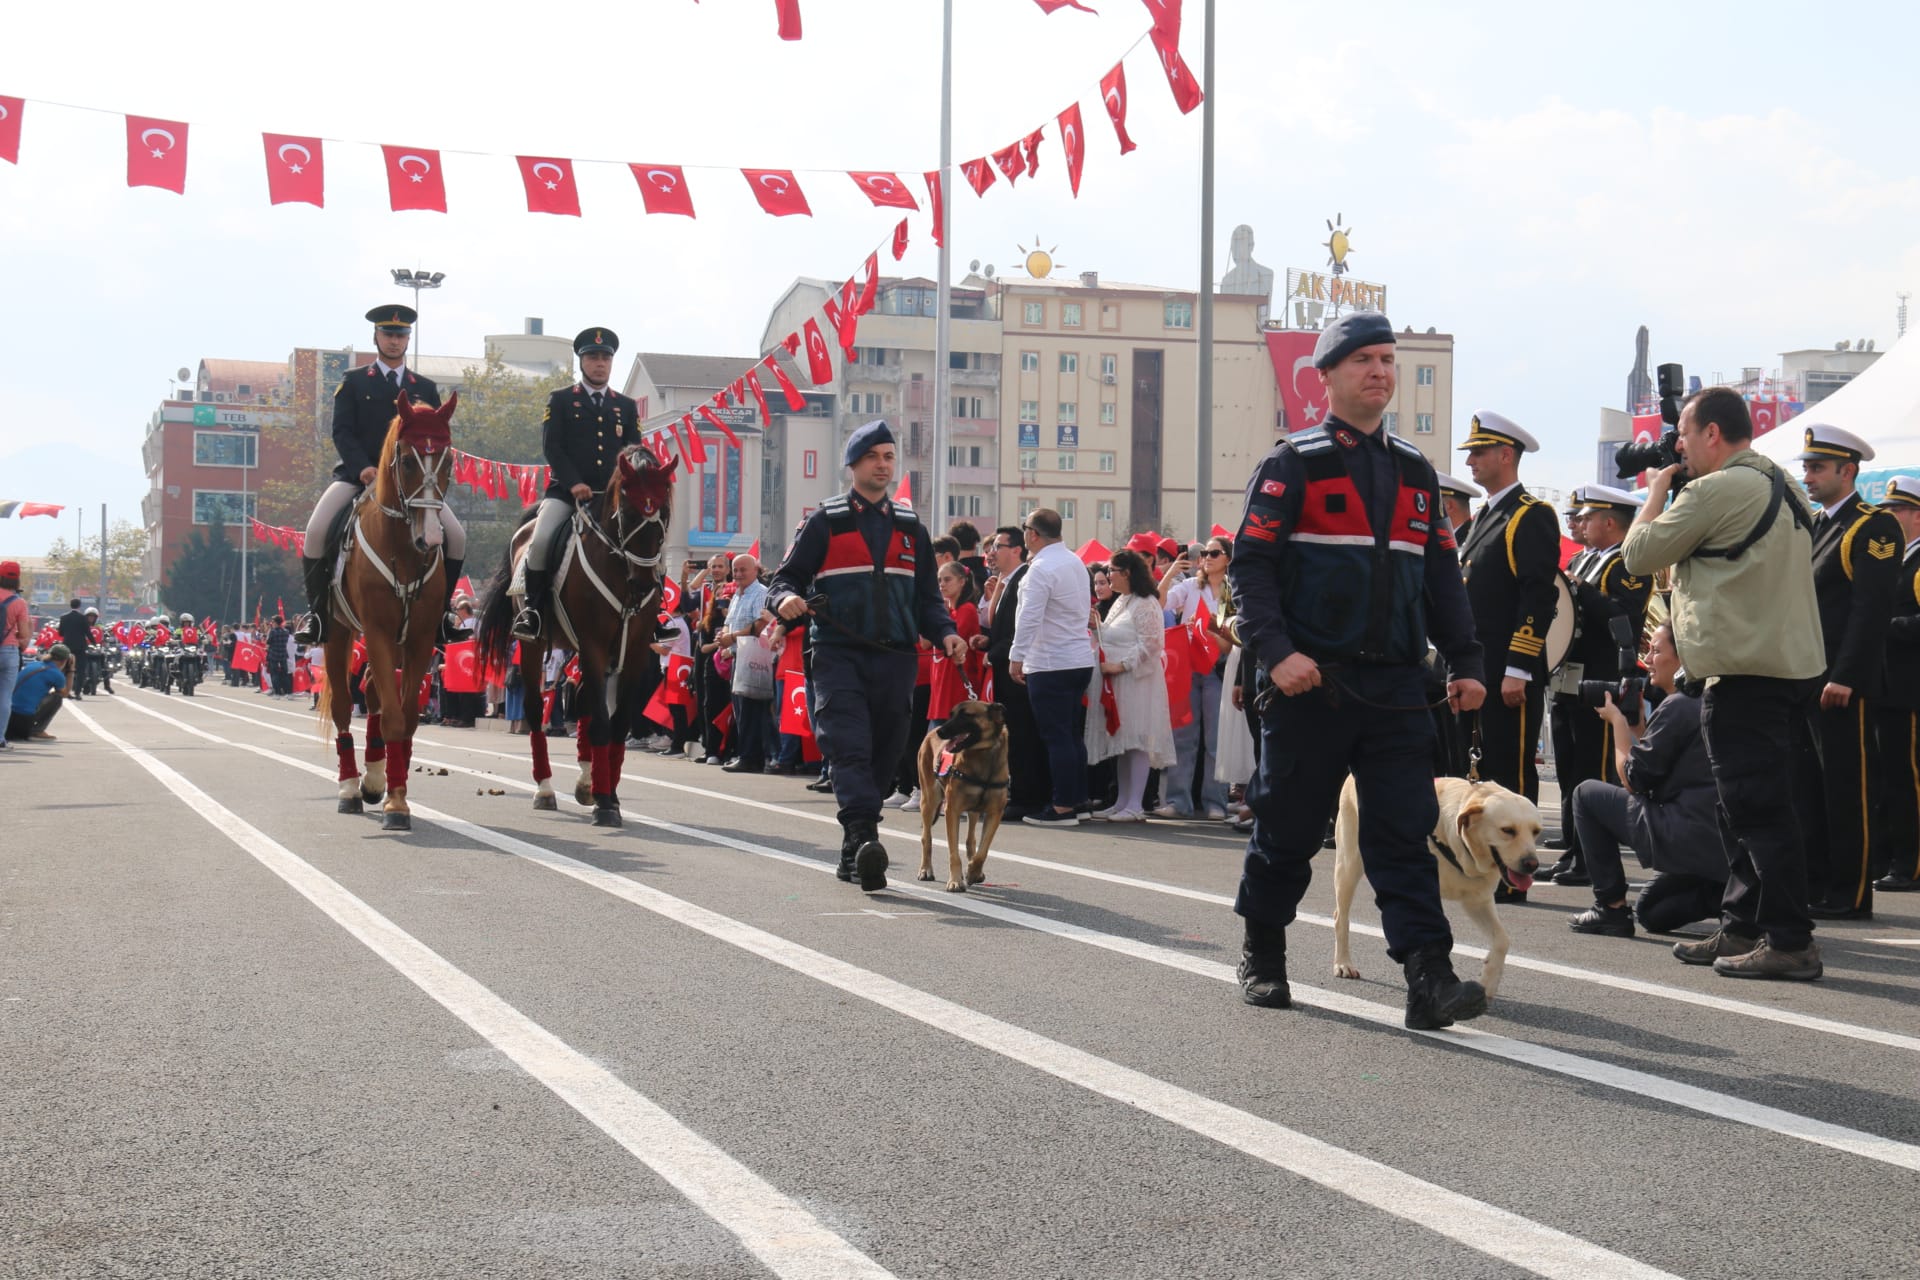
<box><xmin>844</xmin><ymin>418</ymin><xmax>895</xmax><ymax>467</ymax></box>
<box><xmin>1312</xmin><ymin>311</ymin><xmax>1396</xmax><ymax>370</ymax></box>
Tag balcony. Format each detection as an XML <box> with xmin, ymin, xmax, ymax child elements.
<box><xmin>951</xmin><ymin>369</ymin><xmax>998</xmax><ymax>388</ymax></box>
<box><xmin>949</xmin><ymin>465</ymin><xmax>999</xmax><ymax>487</ymax></box>
<box><xmin>849</xmin><ymin>362</ymin><xmax>903</xmax><ymax>385</ymax></box>
<box><xmin>949</xmin><ymin>417</ymin><xmax>997</xmax><ymax>437</ymax></box>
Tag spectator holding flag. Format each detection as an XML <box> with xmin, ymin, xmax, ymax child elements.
<box><xmin>1086</xmin><ymin>550</ymin><xmax>1175</xmax><ymax>822</ymax></box>
<box><xmin>1158</xmin><ymin>534</ymin><xmax>1235</xmax><ymax>820</ymax></box>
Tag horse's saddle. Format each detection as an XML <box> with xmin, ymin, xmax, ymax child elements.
<box><xmin>324</xmin><ymin>498</ymin><xmax>358</xmax><ymax>579</ymax></box>
<box><xmin>507</xmin><ymin>508</ymin><xmax>574</xmax><ymax>600</ymax></box>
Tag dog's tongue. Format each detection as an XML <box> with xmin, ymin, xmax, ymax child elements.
<box><xmin>1505</xmin><ymin>869</ymin><xmax>1534</xmax><ymax>891</ymax></box>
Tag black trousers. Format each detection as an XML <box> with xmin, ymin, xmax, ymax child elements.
<box><xmin>991</xmin><ymin>659</ymin><xmax>1051</xmax><ymax>812</ymax></box>
<box><xmin>893</xmin><ymin>682</ymin><xmax>932</xmax><ymax>795</ymax></box>
<box><xmin>1793</xmin><ymin>693</ymin><xmax>1880</xmax><ymax>912</ymax></box>
<box><xmin>1474</xmin><ymin>677</ymin><xmax>1544</xmax><ymax>803</ymax></box>
<box><xmin>1552</xmin><ymin>693</ymin><xmax>1617</xmax><ymax>850</ymax></box>
<box><xmin>1875</xmin><ymin>705</ymin><xmax>1920</xmax><ymax>883</ymax></box>
<box><xmin>5</xmin><ymin>690</ymin><xmax>62</xmax><ymax>740</ymax></box>
<box><xmin>1570</xmin><ymin>778</ymin><xmax>1636</xmax><ymax>905</ymax></box>
<box><xmin>1635</xmin><ymin>873</ymin><xmax>1726</xmax><ymax>933</ymax></box>
<box><xmin>694</xmin><ymin>652</ymin><xmax>730</xmax><ymax>757</ymax></box>
<box><xmin>1701</xmin><ymin>676</ymin><xmax>1818</xmax><ymax>950</ymax></box>
<box><xmin>1238</xmin><ymin>663</ymin><xmax>1452</xmax><ymax>963</ymax></box>
<box><xmin>812</xmin><ymin>647</ymin><xmax>916</xmax><ymax>828</ymax></box>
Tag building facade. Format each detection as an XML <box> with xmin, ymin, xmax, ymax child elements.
<box><xmin>624</xmin><ymin>352</ymin><xmax>774</xmax><ymax>568</ymax></box>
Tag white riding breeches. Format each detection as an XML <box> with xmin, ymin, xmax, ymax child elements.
<box><xmin>525</xmin><ymin>498</ymin><xmax>574</xmax><ymax>572</ymax></box>
<box><xmin>303</xmin><ymin>481</ymin><xmax>465</xmax><ymax>560</ymax></box>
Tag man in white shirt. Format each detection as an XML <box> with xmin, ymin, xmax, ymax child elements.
<box><xmin>1009</xmin><ymin>508</ymin><xmax>1096</xmax><ymax>825</ymax></box>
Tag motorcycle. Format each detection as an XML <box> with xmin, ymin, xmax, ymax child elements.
<box><xmin>170</xmin><ymin>643</ymin><xmax>201</xmax><ymax>697</ymax></box>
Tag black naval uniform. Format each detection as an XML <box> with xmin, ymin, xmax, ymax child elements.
<box><xmin>1229</xmin><ymin>415</ymin><xmax>1486</xmax><ymax>1016</ymax></box>
<box><xmin>1878</xmin><ymin>538</ymin><xmax>1920</xmax><ymax>889</ymax></box>
<box><xmin>1457</xmin><ymin>485</ymin><xmax>1562</xmax><ymax>803</ymax></box>
<box><xmin>1796</xmin><ymin>493</ymin><xmax>1902</xmax><ymax>915</ymax></box>
<box><xmin>768</xmin><ymin>490</ymin><xmax>954</xmax><ymax>888</ymax></box>
<box><xmin>1550</xmin><ymin>541</ymin><xmax>1652</xmax><ymax>867</ymax></box>
<box><xmin>332</xmin><ymin>363</ymin><xmax>441</xmax><ymax>484</ymax></box>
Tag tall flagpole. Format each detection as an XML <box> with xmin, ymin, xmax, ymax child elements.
<box><xmin>931</xmin><ymin>0</ymin><xmax>954</xmax><ymax>527</ymax></box>
<box><xmin>1192</xmin><ymin>0</ymin><xmax>1216</xmax><ymax>541</ymax></box>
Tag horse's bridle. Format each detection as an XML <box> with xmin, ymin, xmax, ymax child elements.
<box><xmin>551</xmin><ymin>485</ymin><xmax>669</xmax><ymax>696</ymax></box>
<box><xmin>336</xmin><ymin>443</ymin><xmax>451</xmax><ymax>644</ymax></box>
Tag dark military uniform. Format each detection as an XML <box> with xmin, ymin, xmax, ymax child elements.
<box><xmin>1457</xmin><ymin>483</ymin><xmax>1561</xmax><ymax>803</ymax></box>
<box><xmin>1795</xmin><ymin>488</ymin><xmax>1902</xmax><ymax>914</ymax></box>
<box><xmin>1878</xmin><ymin>526</ymin><xmax>1920</xmax><ymax>890</ymax></box>
<box><xmin>331</xmin><ymin>362</ymin><xmax>442</xmax><ymax>483</ymax></box>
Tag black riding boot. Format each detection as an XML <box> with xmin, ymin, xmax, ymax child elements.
<box><xmin>514</xmin><ymin>569</ymin><xmax>549</xmax><ymax>640</ymax></box>
<box><xmin>295</xmin><ymin>556</ymin><xmax>330</xmax><ymax>644</ymax></box>
<box><xmin>1237</xmin><ymin>918</ymin><xmax>1291</xmax><ymax>1008</ymax></box>
<box><xmin>1403</xmin><ymin>945</ymin><xmax>1488</xmax><ymax>1030</ymax></box>
<box><xmin>836</xmin><ymin>824</ymin><xmax>859</xmax><ymax>882</ymax></box>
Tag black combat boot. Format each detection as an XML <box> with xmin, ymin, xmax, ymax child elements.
<box><xmin>836</xmin><ymin>825</ymin><xmax>859</xmax><ymax>882</ymax></box>
<box><xmin>1237</xmin><ymin>918</ymin><xmax>1291</xmax><ymax>1008</ymax></box>
<box><xmin>513</xmin><ymin>569</ymin><xmax>548</xmax><ymax>640</ymax></box>
<box><xmin>1402</xmin><ymin>945</ymin><xmax>1487</xmax><ymax>1030</ymax></box>
<box><xmin>853</xmin><ymin>818</ymin><xmax>888</xmax><ymax>892</ymax></box>
<box><xmin>294</xmin><ymin>557</ymin><xmax>331</xmax><ymax>644</ymax></box>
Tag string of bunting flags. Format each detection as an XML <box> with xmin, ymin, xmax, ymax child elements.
<box><xmin>0</xmin><ymin>500</ymin><xmax>66</xmax><ymax>519</ymax></box>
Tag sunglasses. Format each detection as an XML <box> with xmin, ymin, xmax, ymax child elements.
<box><xmin>1200</xmin><ymin>549</ymin><xmax>1226</xmax><ymax>558</ymax></box>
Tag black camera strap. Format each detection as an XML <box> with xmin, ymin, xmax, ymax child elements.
<box><xmin>1691</xmin><ymin>460</ymin><xmax>1809</xmax><ymax>562</ymax></box>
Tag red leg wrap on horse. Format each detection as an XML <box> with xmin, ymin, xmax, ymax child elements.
<box><xmin>336</xmin><ymin>734</ymin><xmax>358</xmax><ymax>781</ymax></box>
<box><xmin>366</xmin><ymin>711</ymin><xmax>386</xmax><ymax>761</ymax></box>
<box><xmin>576</xmin><ymin>713</ymin><xmax>592</xmax><ymax>762</ymax></box>
<box><xmin>607</xmin><ymin>741</ymin><xmax>626</xmax><ymax>793</ymax></box>
<box><xmin>389</xmin><ymin>738</ymin><xmax>410</xmax><ymax>779</ymax></box>
<box><xmin>530</xmin><ymin>728</ymin><xmax>551</xmax><ymax>782</ymax></box>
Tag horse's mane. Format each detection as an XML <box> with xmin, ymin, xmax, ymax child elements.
<box><xmin>371</xmin><ymin>412</ymin><xmax>406</xmax><ymax>502</ymax></box>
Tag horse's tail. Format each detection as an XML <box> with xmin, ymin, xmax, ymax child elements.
<box><xmin>474</xmin><ymin>541</ymin><xmax>519</xmax><ymax>675</ymax></box>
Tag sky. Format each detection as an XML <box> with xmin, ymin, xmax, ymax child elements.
<box><xmin>3</xmin><ymin>0</ymin><xmax>1917</xmax><ymax>559</ymax></box>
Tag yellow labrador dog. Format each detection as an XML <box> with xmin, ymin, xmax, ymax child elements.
<box><xmin>1330</xmin><ymin>776</ymin><xmax>1542</xmax><ymax>1000</ymax></box>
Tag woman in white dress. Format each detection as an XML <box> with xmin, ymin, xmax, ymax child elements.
<box><xmin>1085</xmin><ymin>549</ymin><xmax>1177</xmax><ymax>821</ymax></box>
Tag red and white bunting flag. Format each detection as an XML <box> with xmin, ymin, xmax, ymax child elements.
<box><xmin>960</xmin><ymin>156</ymin><xmax>996</xmax><ymax>197</ymax></box>
<box><xmin>775</xmin><ymin>0</ymin><xmax>803</xmax><ymax>39</ymax></box>
<box><xmin>262</xmin><ymin>133</ymin><xmax>324</xmax><ymax>207</ymax></box>
<box><xmin>517</xmin><ymin>155</ymin><xmax>581</xmax><ymax>216</ymax></box>
<box><xmin>1099</xmin><ymin>63</ymin><xmax>1138</xmax><ymax>154</ymax></box>
<box><xmin>991</xmin><ymin>140</ymin><xmax>1026</xmax><ymax>185</ymax></box>
<box><xmin>681</xmin><ymin>413</ymin><xmax>709</xmax><ymax>464</ymax></box>
<box><xmin>1141</xmin><ymin>0</ymin><xmax>1181</xmax><ymax>39</ymax></box>
<box><xmin>1149</xmin><ymin>26</ymin><xmax>1203</xmax><ymax>114</ymax></box>
<box><xmin>801</xmin><ymin>318</ymin><xmax>835</xmax><ymax>385</ymax></box>
<box><xmin>126</xmin><ymin>115</ymin><xmax>188</xmax><ymax>193</ymax></box>
<box><xmin>855</xmin><ymin>253</ymin><xmax>880</xmax><ymax>315</ymax></box>
<box><xmin>1022</xmin><ymin>127</ymin><xmax>1045</xmax><ymax>179</ymax></box>
<box><xmin>698</xmin><ymin>404</ymin><xmax>742</xmax><ymax>450</ymax></box>
<box><xmin>764</xmin><ymin>355</ymin><xmax>808</xmax><ymax>410</ymax></box>
<box><xmin>742</xmin><ymin>168</ymin><xmax>811</xmax><ymax>217</ymax></box>
<box><xmin>924</xmin><ymin>170</ymin><xmax>944</xmax><ymax>246</ymax></box>
<box><xmin>744</xmin><ymin>370</ymin><xmax>773</xmax><ymax>421</ymax></box>
<box><xmin>847</xmin><ymin>170</ymin><xmax>920</xmax><ymax>210</ymax></box>
<box><xmin>0</xmin><ymin>96</ymin><xmax>23</xmax><ymax>165</ymax></box>
<box><xmin>782</xmin><ymin>331</ymin><xmax>802</xmax><ymax>356</ymax></box>
<box><xmin>1058</xmin><ymin>103</ymin><xmax>1087</xmax><ymax>196</ymax></box>
<box><xmin>892</xmin><ymin>216</ymin><xmax>910</xmax><ymax>261</ymax></box>
<box><xmin>822</xmin><ymin>293</ymin><xmax>854</xmax><ymax>356</ymax></box>
<box><xmin>1033</xmin><ymin>0</ymin><xmax>1098</xmax><ymax>12</ymax></box>
<box><xmin>382</xmin><ymin>145</ymin><xmax>447</xmax><ymax>212</ymax></box>
<box><xmin>630</xmin><ymin>163</ymin><xmax>695</xmax><ymax>217</ymax></box>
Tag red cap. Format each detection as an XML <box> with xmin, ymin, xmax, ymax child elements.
<box><xmin>0</xmin><ymin>560</ymin><xmax>19</xmax><ymax>578</ymax></box>
<box><xmin>1124</xmin><ymin>532</ymin><xmax>1160</xmax><ymax>554</ymax></box>
<box><xmin>1157</xmin><ymin>537</ymin><xmax>1180</xmax><ymax>558</ymax></box>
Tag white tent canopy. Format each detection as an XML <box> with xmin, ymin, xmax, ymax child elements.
<box><xmin>1756</xmin><ymin>336</ymin><xmax>1920</xmax><ymax>497</ymax></box>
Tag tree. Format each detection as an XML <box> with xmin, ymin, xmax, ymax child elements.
<box><xmin>443</xmin><ymin>352</ymin><xmax>575</xmax><ymax>579</ymax></box>
<box><xmin>161</xmin><ymin>517</ymin><xmax>238</xmax><ymax>618</ymax></box>
<box><xmin>41</xmin><ymin>520</ymin><xmax>148</xmax><ymax>603</ymax></box>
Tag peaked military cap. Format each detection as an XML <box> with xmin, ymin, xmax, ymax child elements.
<box><xmin>574</xmin><ymin>327</ymin><xmax>619</xmax><ymax>357</ymax></box>
<box><xmin>1575</xmin><ymin>484</ymin><xmax>1644</xmax><ymax>515</ymax></box>
<box><xmin>1435</xmin><ymin>472</ymin><xmax>1482</xmax><ymax>500</ymax></box>
<box><xmin>1460</xmin><ymin>410</ymin><xmax>1538</xmax><ymax>453</ymax></box>
<box><xmin>1794</xmin><ymin>423</ymin><xmax>1874</xmax><ymax>463</ymax></box>
<box><xmin>366</xmin><ymin>304</ymin><xmax>418</xmax><ymax>331</ymax></box>
<box><xmin>1878</xmin><ymin>475</ymin><xmax>1920</xmax><ymax>510</ymax></box>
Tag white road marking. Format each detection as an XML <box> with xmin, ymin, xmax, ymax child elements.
<box><xmin>69</xmin><ymin>704</ymin><xmax>896</xmax><ymax>1280</ymax></box>
<box><xmin>105</xmin><ymin>699</ymin><xmax>1685</xmax><ymax>1280</ymax></box>
<box><xmin>117</xmin><ymin>696</ymin><xmax>1920</xmax><ymax>1185</ymax></box>
<box><xmin>1861</xmin><ymin>937</ymin><xmax>1920</xmax><ymax>948</ymax></box>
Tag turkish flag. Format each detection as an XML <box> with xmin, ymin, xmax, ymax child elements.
<box><xmin>748</xmin><ymin>539</ymin><xmax>762</xmax><ymax>562</ymax></box>
<box><xmin>1100</xmin><ymin>64</ymin><xmax>1138</xmax><ymax>154</ymax></box>
<box><xmin>292</xmin><ymin>662</ymin><xmax>313</xmax><ymax>694</ymax></box>
<box><xmin>1264</xmin><ymin>330</ymin><xmax>1331</xmax><ymax>432</ymax></box>
<box><xmin>666</xmin><ymin>653</ymin><xmax>696</xmax><ymax>708</ymax></box>
<box><xmin>1058</xmin><ymin>103</ymin><xmax>1086</xmax><ymax>196</ymax></box>
<box><xmin>1748</xmin><ymin>400</ymin><xmax>1784</xmax><ymax>439</ymax></box>
<box><xmin>518</xmin><ymin>155</ymin><xmax>581</xmax><ymax>216</ymax></box>
<box><xmin>1149</xmin><ymin>26</ymin><xmax>1204</xmax><ymax>114</ymax></box>
<box><xmin>642</xmin><ymin>677</ymin><xmax>677</xmax><ymax>732</ymax></box>
<box><xmin>892</xmin><ymin>216</ymin><xmax>910</xmax><ymax>261</ymax></box>
<box><xmin>661</xmin><ymin>575</ymin><xmax>682</xmax><ymax>613</ymax></box>
<box><xmin>765</xmin><ymin>356</ymin><xmax>808</xmax><ymax>410</ymax></box>
<box><xmin>231</xmin><ymin>640</ymin><xmax>264</xmax><ymax>674</ymax></box>
<box><xmin>630</xmin><ymin>163</ymin><xmax>695</xmax><ymax>217</ymax></box>
<box><xmin>1162</xmin><ymin>626</ymin><xmax>1194</xmax><ymax>729</ymax></box>
<box><xmin>780</xmin><ymin>674</ymin><xmax>814</xmax><ymax>737</ymax></box>
<box><xmin>126</xmin><ymin>115</ymin><xmax>188</xmax><ymax>193</ymax></box>
<box><xmin>262</xmin><ymin>133</ymin><xmax>324</xmax><ymax>206</ymax></box>
<box><xmin>894</xmin><ymin>473</ymin><xmax>912</xmax><ymax>505</ymax></box>
<box><xmin>1140</xmin><ymin>0</ymin><xmax>1181</xmax><ymax>39</ymax></box>
<box><xmin>681</xmin><ymin>413</ymin><xmax>708</xmax><ymax>464</ymax></box>
<box><xmin>383</xmin><ymin>145</ymin><xmax>447</xmax><ymax>212</ymax></box>
<box><xmin>698</xmin><ymin>403</ymin><xmax>743</xmax><ymax>451</ymax></box>
<box><xmin>1188</xmin><ymin>596</ymin><xmax>1220</xmax><ymax>671</ymax></box>
<box><xmin>775</xmin><ymin>0</ymin><xmax>803</xmax><ymax>38</ymax></box>
<box><xmin>924</xmin><ymin>170</ymin><xmax>944</xmax><ymax>246</ymax></box>
<box><xmin>441</xmin><ymin>642</ymin><xmax>480</xmax><ymax>694</ymax></box>
<box><xmin>1022</xmin><ymin>127</ymin><xmax>1045</xmax><ymax>179</ymax></box>
<box><xmin>743</xmin><ymin>168</ymin><xmax>811</xmax><ymax>217</ymax></box>
<box><xmin>960</xmin><ymin>156</ymin><xmax>996</xmax><ymax>196</ymax></box>
<box><xmin>744</xmin><ymin>369</ymin><xmax>773</xmax><ymax>421</ymax></box>
<box><xmin>802</xmin><ymin>318</ymin><xmax>835</xmax><ymax>385</ymax></box>
<box><xmin>991</xmin><ymin>141</ymin><xmax>1026</xmax><ymax>185</ymax></box>
<box><xmin>0</xmin><ymin>96</ymin><xmax>23</xmax><ymax>165</ymax></box>
<box><xmin>848</xmin><ymin>170</ymin><xmax>919</xmax><ymax>210</ymax></box>
<box><xmin>856</xmin><ymin>253</ymin><xmax>880</xmax><ymax>315</ymax></box>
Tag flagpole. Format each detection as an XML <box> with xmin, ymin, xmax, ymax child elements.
<box><xmin>1193</xmin><ymin>0</ymin><xmax>1216</xmax><ymax>541</ymax></box>
<box><xmin>931</xmin><ymin>0</ymin><xmax>953</xmax><ymax>529</ymax></box>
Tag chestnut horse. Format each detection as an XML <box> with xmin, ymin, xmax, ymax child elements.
<box><xmin>475</xmin><ymin>445</ymin><xmax>673</xmax><ymax>827</ymax></box>
<box><xmin>318</xmin><ymin>392</ymin><xmax>457</xmax><ymax>831</ymax></box>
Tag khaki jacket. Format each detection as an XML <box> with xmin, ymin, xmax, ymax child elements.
<box><xmin>1620</xmin><ymin>449</ymin><xmax>1825</xmax><ymax>681</ymax></box>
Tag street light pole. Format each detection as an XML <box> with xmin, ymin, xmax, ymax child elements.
<box><xmin>931</xmin><ymin>0</ymin><xmax>954</xmax><ymax>528</ymax></box>
<box><xmin>390</xmin><ymin>268</ymin><xmax>446</xmax><ymax>356</ymax></box>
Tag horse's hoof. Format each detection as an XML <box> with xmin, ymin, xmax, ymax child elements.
<box><xmin>338</xmin><ymin>797</ymin><xmax>364</xmax><ymax>815</ymax></box>
<box><xmin>532</xmin><ymin>793</ymin><xmax>558</xmax><ymax>812</ymax></box>
<box><xmin>591</xmin><ymin>805</ymin><xmax>623</xmax><ymax>828</ymax></box>
<box><xmin>361</xmin><ymin>786</ymin><xmax>385</xmax><ymax>805</ymax></box>
<box><xmin>382</xmin><ymin>812</ymin><xmax>412</xmax><ymax>833</ymax></box>
<box><xmin>574</xmin><ymin>784</ymin><xmax>593</xmax><ymax>807</ymax></box>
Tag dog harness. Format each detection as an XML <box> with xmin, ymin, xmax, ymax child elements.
<box><xmin>935</xmin><ymin>748</ymin><xmax>1009</xmax><ymax>794</ymax></box>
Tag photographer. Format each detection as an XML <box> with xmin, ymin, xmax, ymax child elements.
<box><xmin>1621</xmin><ymin>386</ymin><xmax>1827</xmax><ymax>981</ymax></box>
<box><xmin>1567</xmin><ymin>622</ymin><xmax>1727</xmax><ymax>937</ymax></box>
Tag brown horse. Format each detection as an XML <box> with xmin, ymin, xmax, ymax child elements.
<box><xmin>318</xmin><ymin>392</ymin><xmax>458</xmax><ymax>831</ymax></box>
<box><xmin>475</xmin><ymin>445</ymin><xmax>673</xmax><ymax>826</ymax></box>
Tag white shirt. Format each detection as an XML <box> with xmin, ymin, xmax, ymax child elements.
<box><xmin>658</xmin><ymin>615</ymin><xmax>691</xmax><ymax>662</ymax></box>
<box><xmin>1164</xmin><ymin>576</ymin><xmax>1220</xmax><ymax>626</ymax></box>
<box><xmin>373</xmin><ymin>358</ymin><xmax>406</xmax><ymax>383</ymax></box>
<box><xmin>1008</xmin><ymin>541</ymin><xmax>1095</xmax><ymax>672</ymax></box>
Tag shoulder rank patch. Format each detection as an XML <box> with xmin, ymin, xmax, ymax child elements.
<box><xmin>1869</xmin><ymin>537</ymin><xmax>1898</xmax><ymax>560</ymax></box>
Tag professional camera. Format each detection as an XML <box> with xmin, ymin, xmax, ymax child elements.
<box><xmin>1578</xmin><ymin>614</ymin><xmax>1647</xmax><ymax>722</ymax></box>
<box><xmin>1613</xmin><ymin>362</ymin><xmax>1688</xmax><ymax>479</ymax></box>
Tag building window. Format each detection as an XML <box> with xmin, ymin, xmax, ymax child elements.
<box><xmin>1019</xmin><ymin>498</ymin><xmax>1038</xmax><ymax>518</ymax></box>
<box><xmin>1057</xmin><ymin>402</ymin><xmax>1077</xmax><ymax>423</ymax></box>
<box><xmin>1059</xmin><ymin>352</ymin><xmax>1078</xmax><ymax>375</ymax></box>
<box><xmin>803</xmin><ymin>449</ymin><xmax>818</xmax><ymax>479</ymax></box>
<box><xmin>951</xmin><ymin>395</ymin><xmax>984</xmax><ymax>420</ymax></box>
<box><xmin>699</xmin><ymin>443</ymin><xmax>744</xmax><ymax>535</ymax></box>
<box><xmin>1100</xmin><ymin>403</ymin><xmax>1116</xmax><ymax>425</ymax></box>
<box><xmin>1383</xmin><ymin>411</ymin><xmax>1399</xmax><ymax>432</ymax></box>
<box><xmin>948</xmin><ymin>494</ymin><xmax>984</xmax><ymax>517</ymax></box>
<box><xmin>861</xmin><ymin>392</ymin><xmax>883</xmax><ymax>414</ymax></box>
<box><xmin>1023</xmin><ymin>301</ymin><xmax>1045</xmax><ymax>325</ymax></box>
<box><xmin>1164</xmin><ymin>301</ymin><xmax>1194</xmax><ymax>329</ymax></box>
<box><xmin>1020</xmin><ymin>399</ymin><xmax>1039</xmax><ymax>422</ymax></box>
<box><xmin>1057</xmin><ymin>452</ymin><xmax>1077</xmax><ymax>471</ymax></box>
<box><xmin>1019</xmin><ymin>451</ymin><xmax>1038</xmax><ymax>471</ymax></box>
<box><xmin>1062</xmin><ymin>302</ymin><xmax>1083</xmax><ymax>328</ymax></box>
<box><xmin>1098</xmin><ymin>500</ymin><xmax>1115</xmax><ymax>521</ymax></box>
<box><xmin>1100</xmin><ymin>303</ymin><xmax>1120</xmax><ymax>330</ymax></box>
<box><xmin>1101</xmin><ymin>353</ymin><xmax>1117</xmax><ymax>380</ymax></box>
<box><xmin>1098</xmin><ymin>452</ymin><xmax>1116</xmax><ymax>472</ymax></box>
<box><xmin>1416</xmin><ymin>413</ymin><xmax>1435</xmax><ymax>435</ymax></box>
<box><xmin>192</xmin><ymin>490</ymin><xmax>257</xmax><ymax>525</ymax></box>
<box><xmin>1061</xmin><ymin>498</ymin><xmax>1077</xmax><ymax>519</ymax></box>
<box><xmin>1417</xmin><ymin>365</ymin><xmax>1435</xmax><ymax>386</ymax></box>
<box><xmin>193</xmin><ymin>431</ymin><xmax>257</xmax><ymax>468</ymax></box>
<box><xmin>947</xmin><ymin>445</ymin><xmax>983</xmax><ymax>467</ymax></box>
<box><xmin>1020</xmin><ymin>350</ymin><xmax>1039</xmax><ymax>373</ymax></box>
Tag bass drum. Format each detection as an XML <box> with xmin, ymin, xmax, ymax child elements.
<box><xmin>1544</xmin><ymin>571</ymin><xmax>1577</xmax><ymax>673</ymax></box>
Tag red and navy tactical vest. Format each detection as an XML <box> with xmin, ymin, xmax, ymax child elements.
<box><xmin>1278</xmin><ymin>426</ymin><xmax>1444</xmax><ymax>664</ymax></box>
<box><xmin>814</xmin><ymin>494</ymin><xmax>920</xmax><ymax>651</ymax></box>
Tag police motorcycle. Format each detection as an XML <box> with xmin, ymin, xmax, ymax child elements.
<box><xmin>166</xmin><ymin>614</ymin><xmax>204</xmax><ymax>697</ymax></box>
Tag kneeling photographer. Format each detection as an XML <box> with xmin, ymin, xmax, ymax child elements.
<box><xmin>1567</xmin><ymin>622</ymin><xmax>1726</xmax><ymax>937</ymax></box>
<box><xmin>1620</xmin><ymin>383</ymin><xmax>1828</xmax><ymax>981</ymax></box>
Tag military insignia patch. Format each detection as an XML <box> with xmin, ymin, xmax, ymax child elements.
<box><xmin>1869</xmin><ymin>538</ymin><xmax>1898</xmax><ymax>560</ymax></box>
<box><xmin>1260</xmin><ymin>479</ymin><xmax>1286</xmax><ymax>497</ymax></box>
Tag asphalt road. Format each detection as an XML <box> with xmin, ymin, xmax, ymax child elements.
<box><xmin>5</xmin><ymin>685</ymin><xmax>1918</xmax><ymax>1279</ymax></box>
